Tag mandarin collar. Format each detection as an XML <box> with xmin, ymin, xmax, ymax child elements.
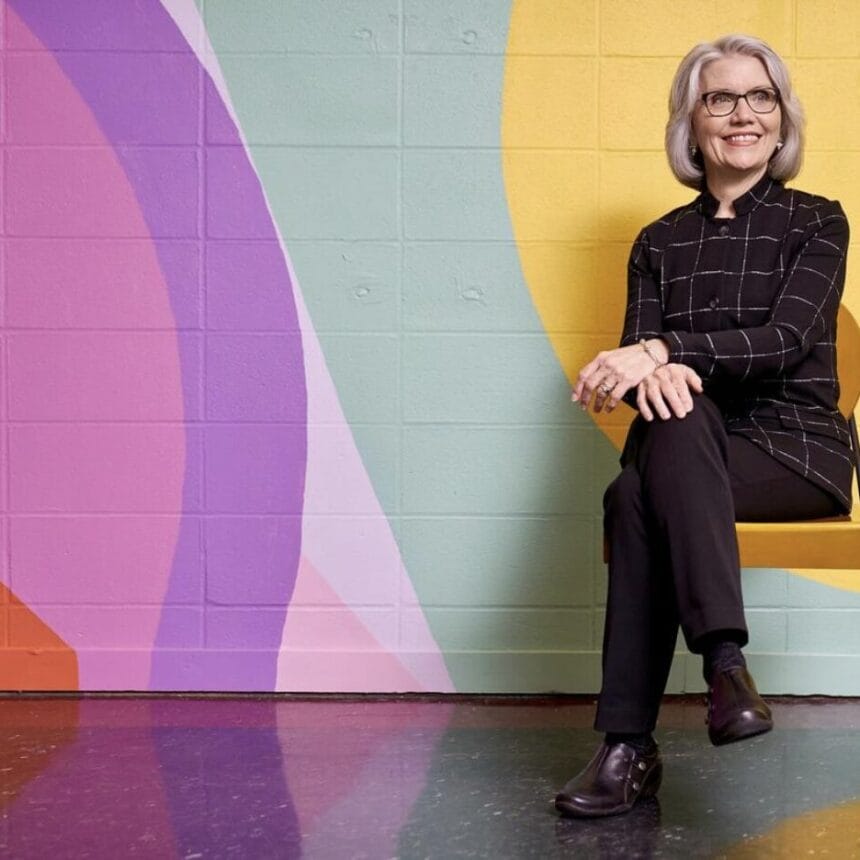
<box><xmin>697</xmin><ymin>174</ymin><xmax>782</xmax><ymax>219</ymax></box>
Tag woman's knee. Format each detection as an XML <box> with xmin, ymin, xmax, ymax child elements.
<box><xmin>604</xmin><ymin>465</ymin><xmax>642</xmax><ymax>522</ymax></box>
<box><xmin>637</xmin><ymin>396</ymin><xmax>726</xmax><ymax>456</ymax></box>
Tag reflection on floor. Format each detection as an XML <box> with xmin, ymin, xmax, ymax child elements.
<box><xmin>0</xmin><ymin>696</ymin><xmax>857</xmax><ymax>858</ymax></box>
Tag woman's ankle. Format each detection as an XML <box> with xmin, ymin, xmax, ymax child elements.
<box><xmin>702</xmin><ymin>640</ymin><xmax>746</xmax><ymax>684</ymax></box>
<box><xmin>604</xmin><ymin>731</ymin><xmax>656</xmax><ymax>754</ymax></box>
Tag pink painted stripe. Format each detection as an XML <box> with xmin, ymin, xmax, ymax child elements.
<box><xmin>4</xmin><ymin>6</ymin><xmax>184</xmax><ymax>688</ymax></box>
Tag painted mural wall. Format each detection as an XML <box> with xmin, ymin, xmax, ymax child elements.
<box><xmin>0</xmin><ymin>0</ymin><xmax>857</xmax><ymax>693</ymax></box>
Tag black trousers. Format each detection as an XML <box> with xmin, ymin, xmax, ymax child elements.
<box><xmin>595</xmin><ymin>395</ymin><xmax>841</xmax><ymax>734</ymax></box>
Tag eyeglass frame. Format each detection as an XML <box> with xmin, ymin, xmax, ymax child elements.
<box><xmin>700</xmin><ymin>88</ymin><xmax>781</xmax><ymax>117</ymax></box>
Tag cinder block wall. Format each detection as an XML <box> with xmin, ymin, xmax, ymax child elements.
<box><xmin>0</xmin><ymin>0</ymin><xmax>857</xmax><ymax>693</ymax></box>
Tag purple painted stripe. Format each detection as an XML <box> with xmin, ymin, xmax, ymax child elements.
<box><xmin>10</xmin><ymin>0</ymin><xmax>308</xmax><ymax>690</ymax></box>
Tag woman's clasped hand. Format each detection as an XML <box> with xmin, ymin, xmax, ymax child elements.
<box><xmin>571</xmin><ymin>340</ymin><xmax>703</xmax><ymax>421</ymax></box>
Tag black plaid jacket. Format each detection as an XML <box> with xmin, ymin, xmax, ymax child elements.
<box><xmin>621</xmin><ymin>175</ymin><xmax>853</xmax><ymax>511</ymax></box>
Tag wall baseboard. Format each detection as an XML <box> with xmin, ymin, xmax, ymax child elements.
<box><xmin>3</xmin><ymin>649</ymin><xmax>859</xmax><ymax>695</ymax></box>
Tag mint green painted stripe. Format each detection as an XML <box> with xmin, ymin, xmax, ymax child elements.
<box><xmin>201</xmin><ymin>0</ymin><xmax>624</xmax><ymax>690</ymax></box>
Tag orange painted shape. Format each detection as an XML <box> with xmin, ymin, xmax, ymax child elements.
<box><xmin>0</xmin><ymin>584</ymin><xmax>79</xmax><ymax>691</ymax></box>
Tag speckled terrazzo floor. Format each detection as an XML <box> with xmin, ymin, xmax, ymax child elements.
<box><xmin>0</xmin><ymin>696</ymin><xmax>857</xmax><ymax>859</ymax></box>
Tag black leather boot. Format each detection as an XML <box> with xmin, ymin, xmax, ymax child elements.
<box><xmin>706</xmin><ymin>666</ymin><xmax>773</xmax><ymax>746</ymax></box>
<box><xmin>555</xmin><ymin>741</ymin><xmax>662</xmax><ymax>818</ymax></box>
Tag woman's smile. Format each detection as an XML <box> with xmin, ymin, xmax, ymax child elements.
<box><xmin>723</xmin><ymin>133</ymin><xmax>761</xmax><ymax>145</ymax></box>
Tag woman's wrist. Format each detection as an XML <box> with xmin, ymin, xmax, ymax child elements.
<box><xmin>640</xmin><ymin>338</ymin><xmax>669</xmax><ymax>369</ymax></box>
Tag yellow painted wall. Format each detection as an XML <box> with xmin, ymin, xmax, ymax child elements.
<box><xmin>502</xmin><ymin>0</ymin><xmax>860</xmax><ymax>592</ymax></box>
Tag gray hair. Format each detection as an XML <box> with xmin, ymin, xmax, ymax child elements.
<box><xmin>665</xmin><ymin>34</ymin><xmax>804</xmax><ymax>189</ymax></box>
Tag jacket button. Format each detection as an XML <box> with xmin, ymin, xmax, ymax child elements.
<box><xmin>718</xmin><ymin>224</ymin><xmax>730</xmax><ymax>236</ymax></box>
<box><xmin>709</xmin><ymin>297</ymin><xmax>719</xmax><ymax>309</ymax></box>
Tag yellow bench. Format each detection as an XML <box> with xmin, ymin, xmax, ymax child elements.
<box><xmin>736</xmin><ymin>304</ymin><xmax>860</xmax><ymax>569</ymax></box>
<box><xmin>603</xmin><ymin>305</ymin><xmax>860</xmax><ymax>570</ymax></box>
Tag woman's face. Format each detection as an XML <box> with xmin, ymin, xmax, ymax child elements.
<box><xmin>691</xmin><ymin>54</ymin><xmax>782</xmax><ymax>186</ymax></box>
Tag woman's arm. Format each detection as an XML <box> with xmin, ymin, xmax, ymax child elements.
<box><xmin>619</xmin><ymin>228</ymin><xmax>667</xmax><ymax>347</ymax></box>
<box><xmin>573</xmin><ymin>229</ymin><xmax>703</xmax><ymax>419</ymax></box>
<box><xmin>662</xmin><ymin>204</ymin><xmax>849</xmax><ymax>381</ymax></box>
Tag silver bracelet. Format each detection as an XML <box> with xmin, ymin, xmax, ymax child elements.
<box><xmin>639</xmin><ymin>338</ymin><xmax>666</xmax><ymax>370</ymax></box>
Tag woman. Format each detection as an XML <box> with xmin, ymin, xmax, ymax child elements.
<box><xmin>555</xmin><ymin>34</ymin><xmax>852</xmax><ymax>819</ymax></box>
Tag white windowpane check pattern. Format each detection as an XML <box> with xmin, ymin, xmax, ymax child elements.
<box><xmin>621</xmin><ymin>176</ymin><xmax>852</xmax><ymax>510</ymax></box>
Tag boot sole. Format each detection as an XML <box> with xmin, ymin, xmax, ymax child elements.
<box><xmin>709</xmin><ymin>714</ymin><xmax>773</xmax><ymax>747</ymax></box>
<box><xmin>554</xmin><ymin>761</ymin><xmax>663</xmax><ymax>818</ymax></box>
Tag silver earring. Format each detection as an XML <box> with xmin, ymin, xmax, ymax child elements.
<box><xmin>690</xmin><ymin>143</ymin><xmax>699</xmax><ymax>156</ymax></box>
<box><xmin>776</xmin><ymin>140</ymin><xmax>784</xmax><ymax>149</ymax></box>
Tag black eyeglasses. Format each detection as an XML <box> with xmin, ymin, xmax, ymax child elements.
<box><xmin>701</xmin><ymin>88</ymin><xmax>780</xmax><ymax>117</ymax></box>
